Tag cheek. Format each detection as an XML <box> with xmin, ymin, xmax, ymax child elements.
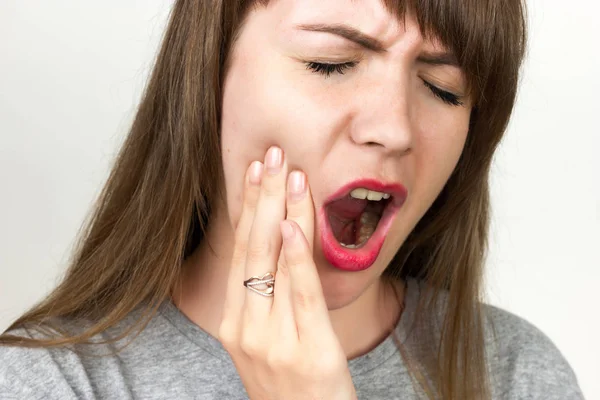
<box><xmin>220</xmin><ymin>51</ymin><xmax>351</xmax><ymax>224</ymax></box>
<box><xmin>392</xmin><ymin>108</ymin><xmax>469</xmax><ymax>230</ymax></box>
<box><xmin>415</xmin><ymin>108</ymin><xmax>470</xmax><ymax>189</ymax></box>
<box><xmin>378</xmin><ymin>110</ymin><xmax>470</xmax><ymax>267</ymax></box>
<box><xmin>219</xmin><ymin>54</ymin><xmax>327</xmax><ymax>225</ymax></box>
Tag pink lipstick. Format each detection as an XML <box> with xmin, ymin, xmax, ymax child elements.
<box><xmin>319</xmin><ymin>179</ymin><xmax>408</xmax><ymax>272</ymax></box>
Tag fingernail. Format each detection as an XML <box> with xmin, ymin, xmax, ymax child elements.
<box><xmin>265</xmin><ymin>147</ymin><xmax>283</xmax><ymax>175</ymax></box>
<box><xmin>248</xmin><ymin>161</ymin><xmax>263</xmax><ymax>185</ymax></box>
<box><xmin>288</xmin><ymin>171</ymin><xmax>306</xmax><ymax>201</ymax></box>
<box><xmin>280</xmin><ymin>220</ymin><xmax>295</xmax><ymax>241</ymax></box>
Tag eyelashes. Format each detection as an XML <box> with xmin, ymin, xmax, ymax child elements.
<box><xmin>305</xmin><ymin>61</ymin><xmax>357</xmax><ymax>77</ymax></box>
<box><xmin>422</xmin><ymin>80</ymin><xmax>463</xmax><ymax>107</ymax></box>
<box><xmin>305</xmin><ymin>61</ymin><xmax>463</xmax><ymax>107</ymax></box>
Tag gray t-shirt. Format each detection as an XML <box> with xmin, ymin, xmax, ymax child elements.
<box><xmin>0</xmin><ymin>279</ymin><xmax>584</xmax><ymax>399</ymax></box>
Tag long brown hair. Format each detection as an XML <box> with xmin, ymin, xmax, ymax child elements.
<box><xmin>1</xmin><ymin>1</ymin><xmax>526</xmax><ymax>399</ymax></box>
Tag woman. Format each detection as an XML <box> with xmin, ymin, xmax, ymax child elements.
<box><xmin>0</xmin><ymin>0</ymin><xmax>584</xmax><ymax>399</ymax></box>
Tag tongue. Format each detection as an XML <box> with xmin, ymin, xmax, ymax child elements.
<box><xmin>327</xmin><ymin>197</ymin><xmax>369</xmax><ymax>218</ymax></box>
<box><xmin>326</xmin><ymin>197</ymin><xmax>369</xmax><ymax>244</ymax></box>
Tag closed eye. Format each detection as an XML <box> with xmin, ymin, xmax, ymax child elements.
<box><xmin>306</xmin><ymin>61</ymin><xmax>464</xmax><ymax>107</ymax></box>
<box><xmin>422</xmin><ymin>80</ymin><xmax>463</xmax><ymax>107</ymax></box>
<box><xmin>305</xmin><ymin>61</ymin><xmax>357</xmax><ymax>77</ymax></box>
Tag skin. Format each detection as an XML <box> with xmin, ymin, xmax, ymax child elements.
<box><xmin>219</xmin><ymin>156</ymin><xmax>357</xmax><ymax>398</ymax></box>
<box><xmin>174</xmin><ymin>0</ymin><xmax>472</xmax><ymax>385</ymax></box>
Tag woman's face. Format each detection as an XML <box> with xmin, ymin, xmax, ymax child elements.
<box><xmin>220</xmin><ymin>0</ymin><xmax>472</xmax><ymax>308</ymax></box>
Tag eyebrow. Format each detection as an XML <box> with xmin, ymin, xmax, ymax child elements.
<box><xmin>296</xmin><ymin>23</ymin><xmax>387</xmax><ymax>53</ymax></box>
<box><xmin>295</xmin><ymin>23</ymin><xmax>460</xmax><ymax>67</ymax></box>
<box><xmin>416</xmin><ymin>51</ymin><xmax>459</xmax><ymax>67</ymax></box>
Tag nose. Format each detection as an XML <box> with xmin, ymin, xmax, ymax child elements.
<box><xmin>349</xmin><ymin>75</ymin><xmax>413</xmax><ymax>155</ymax></box>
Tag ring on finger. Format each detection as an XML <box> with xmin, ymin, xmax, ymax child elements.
<box><xmin>243</xmin><ymin>272</ymin><xmax>275</xmax><ymax>297</ymax></box>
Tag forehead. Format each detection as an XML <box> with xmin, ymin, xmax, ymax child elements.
<box><xmin>270</xmin><ymin>0</ymin><xmax>403</xmax><ymax>41</ymax></box>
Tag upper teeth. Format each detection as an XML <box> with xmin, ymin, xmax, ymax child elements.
<box><xmin>350</xmin><ymin>188</ymin><xmax>391</xmax><ymax>201</ymax></box>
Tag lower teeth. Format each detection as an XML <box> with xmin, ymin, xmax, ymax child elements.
<box><xmin>357</xmin><ymin>211</ymin><xmax>379</xmax><ymax>243</ymax></box>
<box><xmin>339</xmin><ymin>211</ymin><xmax>380</xmax><ymax>249</ymax></box>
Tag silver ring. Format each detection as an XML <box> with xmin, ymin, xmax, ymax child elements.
<box><xmin>243</xmin><ymin>272</ymin><xmax>275</xmax><ymax>297</ymax></box>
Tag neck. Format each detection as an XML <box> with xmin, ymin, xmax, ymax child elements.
<box><xmin>173</xmin><ymin>207</ymin><xmax>405</xmax><ymax>359</ymax></box>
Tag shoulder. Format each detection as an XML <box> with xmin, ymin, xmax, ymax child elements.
<box><xmin>0</xmin><ymin>327</ymin><xmax>85</xmax><ymax>399</ymax></box>
<box><xmin>0</xmin><ymin>303</ymin><xmax>238</xmax><ymax>400</ymax></box>
<box><xmin>483</xmin><ymin>304</ymin><xmax>570</xmax><ymax>368</ymax></box>
<box><xmin>0</xmin><ymin>312</ymin><xmax>140</xmax><ymax>399</ymax></box>
<box><xmin>482</xmin><ymin>305</ymin><xmax>584</xmax><ymax>399</ymax></box>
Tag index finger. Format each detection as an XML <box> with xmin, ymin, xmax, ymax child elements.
<box><xmin>221</xmin><ymin>161</ymin><xmax>263</xmax><ymax>322</ymax></box>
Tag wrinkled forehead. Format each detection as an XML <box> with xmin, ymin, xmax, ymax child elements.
<box><xmin>278</xmin><ymin>0</ymin><xmax>400</xmax><ymax>28</ymax></box>
<box><xmin>250</xmin><ymin>0</ymin><xmax>519</xmax><ymax>104</ymax></box>
<box><xmin>258</xmin><ymin>0</ymin><xmax>407</xmax><ymax>20</ymax></box>
<box><xmin>257</xmin><ymin>0</ymin><xmax>443</xmax><ymax>49</ymax></box>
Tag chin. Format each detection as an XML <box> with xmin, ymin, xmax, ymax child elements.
<box><xmin>315</xmin><ymin>257</ymin><xmax>382</xmax><ymax>310</ymax></box>
<box><xmin>322</xmin><ymin>288</ymin><xmax>364</xmax><ymax>311</ymax></box>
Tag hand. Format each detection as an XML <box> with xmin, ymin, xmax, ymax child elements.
<box><xmin>218</xmin><ymin>146</ymin><xmax>357</xmax><ymax>400</ymax></box>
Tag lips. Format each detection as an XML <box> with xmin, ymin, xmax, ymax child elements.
<box><xmin>319</xmin><ymin>179</ymin><xmax>408</xmax><ymax>272</ymax></box>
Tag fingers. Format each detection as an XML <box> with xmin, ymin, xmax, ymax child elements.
<box><xmin>285</xmin><ymin>171</ymin><xmax>314</xmax><ymax>251</ymax></box>
<box><xmin>279</xmin><ymin>220</ymin><xmax>331</xmax><ymax>341</ymax></box>
<box><xmin>223</xmin><ymin>147</ymin><xmax>322</xmax><ymax>348</ymax></box>
<box><xmin>221</xmin><ymin>161</ymin><xmax>263</xmax><ymax>336</ymax></box>
<box><xmin>271</xmin><ymin>171</ymin><xmax>314</xmax><ymax>328</ymax></box>
<box><xmin>244</xmin><ymin>147</ymin><xmax>288</xmax><ymax>318</ymax></box>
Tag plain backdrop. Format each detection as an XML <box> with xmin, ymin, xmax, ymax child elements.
<box><xmin>1</xmin><ymin>0</ymin><xmax>598</xmax><ymax>398</ymax></box>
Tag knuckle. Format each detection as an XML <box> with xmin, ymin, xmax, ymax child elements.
<box><xmin>242</xmin><ymin>199</ymin><xmax>256</xmax><ymax>216</ymax></box>
<box><xmin>266</xmin><ymin>347</ymin><xmax>290</xmax><ymax>369</ymax></box>
<box><xmin>284</xmin><ymin>248</ymin><xmax>305</xmax><ymax>269</ymax></box>
<box><xmin>243</xmin><ymin>188</ymin><xmax>259</xmax><ymax>208</ymax></box>
<box><xmin>318</xmin><ymin>354</ymin><xmax>344</xmax><ymax>376</ymax></box>
<box><xmin>287</xmin><ymin>200</ymin><xmax>313</xmax><ymax>220</ymax></box>
<box><xmin>245</xmin><ymin>240</ymin><xmax>271</xmax><ymax>263</ymax></box>
<box><xmin>244</xmin><ymin>176</ymin><xmax>261</xmax><ymax>197</ymax></box>
<box><xmin>275</xmin><ymin>259</ymin><xmax>289</xmax><ymax>276</ymax></box>
<box><xmin>285</xmin><ymin>202</ymin><xmax>304</xmax><ymax>218</ymax></box>
<box><xmin>261</xmin><ymin>179</ymin><xmax>283</xmax><ymax>198</ymax></box>
<box><xmin>231</xmin><ymin>244</ymin><xmax>247</xmax><ymax>265</ymax></box>
<box><xmin>239</xmin><ymin>332</ymin><xmax>263</xmax><ymax>357</ymax></box>
<box><xmin>217</xmin><ymin>321</ymin><xmax>238</xmax><ymax>350</ymax></box>
<box><xmin>293</xmin><ymin>290</ymin><xmax>320</xmax><ymax>311</ymax></box>
<box><xmin>234</xmin><ymin>223</ymin><xmax>250</xmax><ymax>245</ymax></box>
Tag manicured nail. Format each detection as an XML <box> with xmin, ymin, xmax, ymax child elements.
<box><xmin>280</xmin><ymin>220</ymin><xmax>295</xmax><ymax>241</ymax></box>
<box><xmin>248</xmin><ymin>161</ymin><xmax>263</xmax><ymax>185</ymax></box>
<box><xmin>288</xmin><ymin>171</ymin><xmax>306</xmax><ymax>201</ymax></box>
<box><xmin>265</xmin><ymin>147</ymin><xmax>283</xmax><ymax>175</ymax></box>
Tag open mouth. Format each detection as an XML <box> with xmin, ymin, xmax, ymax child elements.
<box><xmin>326</xmin><ymin>188</ymin><xmax>391</xmax><ymax>249</ymax></box>
<box><xmin>319</xmin><ymin>180</ymin><xmax>408</xmax><ymax>272</ymax></box>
